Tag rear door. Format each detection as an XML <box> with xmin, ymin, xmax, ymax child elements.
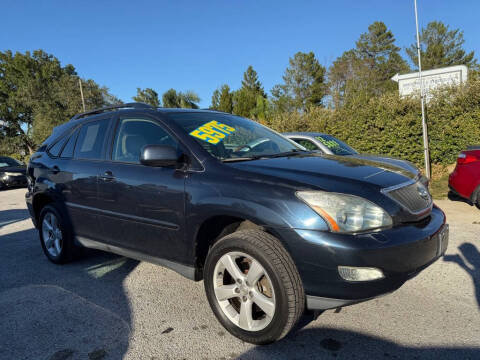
<box><xmin>96</xmin><ymin>113</ymin><xmax>187</xmax><ymax>262</ymax></box>
<box><xmin>59</xmin><ymin>116</ymin><xmax>112</xmax><ymax>240</ymax></box>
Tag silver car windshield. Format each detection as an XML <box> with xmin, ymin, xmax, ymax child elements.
<box><xmin>315</xmin><ymin>135</ymin><xmax>357</xmax><ymax>155</ymax></box>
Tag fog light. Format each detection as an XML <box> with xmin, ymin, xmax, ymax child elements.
<box><xmin>338</xmin><ymin>266</ymin><xmax>384</xmax><ymax>282</ymax></box>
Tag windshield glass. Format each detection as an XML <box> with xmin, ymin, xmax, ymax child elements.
<box><xmin>315</xmin><ymin>135</ymin><xmax>357</xmax><ymax>155</ymax></box>
<box><xmin>167</xmin><ymin>112</ymin><xmax>304</xmax><ymax>160</ymax></box>
<box><xmin>0</xmin><ymin>157</ymin><xmax>21</xmax><ymax>168</ymax></box>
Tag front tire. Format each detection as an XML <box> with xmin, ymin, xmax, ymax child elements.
<box><xmin>204</xmin><ymin>229</ymin><xmax>305</xmax><ymax>344</ymax></box>
<box><xmin>39</xmin><ymin>204</ymin><xmax>76</xmax><ymax>264</ymax></box>
<box><xmin>474</xmin><ymin>187</ymin><xmax>480</xmax><ymax>210</ymax></box>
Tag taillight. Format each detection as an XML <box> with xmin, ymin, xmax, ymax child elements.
<box><xmin>457</xmin><ymin>152</ymin><xmax>479</xmax><ymax>165</ymax></box>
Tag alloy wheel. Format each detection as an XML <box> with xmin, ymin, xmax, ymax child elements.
<box><xmin>42</xmin><ymin>212</ymin><xmax>63</xmax><ymax>257</ymax></box>
<box><xmin>213</xmin><ymin>251</ymin><xmax>276</xmax><ymax>331</ymax></box>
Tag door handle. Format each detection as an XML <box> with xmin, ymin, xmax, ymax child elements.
<box><xmin>50</xmin><ymin>165</ymin><xmax>60</xmax><ymax>174</ymax></box>
<box><xmin>99</xmin><ymin>170</ymin><xmax>115</xmax><ymax>181</ymax></box>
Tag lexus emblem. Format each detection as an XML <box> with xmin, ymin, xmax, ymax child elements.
<box><xmin>417</xmin><ymin>185</ymin><xmax>430</xmax><ymax>201</ymax></box>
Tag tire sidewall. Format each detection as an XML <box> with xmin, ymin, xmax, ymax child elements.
<box><xmin>204</xmin><ymin>234</ymin><xmax>291</xmax><ymax>344</ymax></box>
<box><xmin>39</xmin><ymin>204</ymin><xmax>72</xmax><ymax>264</ymax></box>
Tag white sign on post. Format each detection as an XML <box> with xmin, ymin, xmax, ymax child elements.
<box><xmin>391</xmin><ymin>65</ymin><xmax>468</xmax><ymax>100</ymax></box>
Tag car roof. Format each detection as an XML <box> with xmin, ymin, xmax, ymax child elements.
<box><xmin>283</xmin><ymin>132</ymin><xmax>327</xmax><ymax>137</ymax></box>
<box><xmin>69</xmin><ymin>103</ymin><xmax>229</xmax><ymax>123</ymax></box>
<box><xmin>72</xmin><ymin>108</ymin><xmax>229</xmax><ymax>124</ymax></box>
<box><xmin>156</xmin><ymin>108</ymin><xmax>226</xmax><ymax>114</ymax></box>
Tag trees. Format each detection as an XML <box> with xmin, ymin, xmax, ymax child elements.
<box><xmin>328</xmin><ymin>50</ymin><xmax>368</xmax><ymax>108</ymax></box>
<box><xmin>406</xmin><ymin>21</ymin><xmax>477</xmax><ymax>70</ymax></box>
<box><xmin>356</xmin><ymin>21</ymin><xmax>410</xmax><ymax>88</ymax></box>
<box><xmin>272</xmin><ymin>52</ymin><xmax>326</xmax><ymax>112</ymax></box>
<box><xmin>162</xmin><ymin>89</ymin><xmax>200</xmax><ymax>109</ymax></box>
<box><xmin>132</xmin><ymin>88</ymin><xmax>160</xmax><ymax>107</ymax></box>
<box><xmin>327</xmin><ymin>21</ymin><xmax>409</xmax><ymax>107</ymax></box>
<box><xmin>233</xmin><ymin>66</ymin><xmax>266</xmax><ymax>118</ymax></box>
<box><xmin>211</xmin><ymin>84</ymin><xmax>233</xmax><ymax>113</ymax></box>
<box><xmin>0</xmin><ymin>50</ymin><xmax>118</xmax><ymax>155</ymax></box>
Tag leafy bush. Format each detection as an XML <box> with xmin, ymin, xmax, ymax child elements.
<box><xmin>264</xmin><ymin>79</ymin><xmax>480</xmax><ymax>167</ymax></box>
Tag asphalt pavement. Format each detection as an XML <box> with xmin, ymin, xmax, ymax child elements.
<box><xmin>0</xmin><ymin>188</ymin><xmax>479</xmax><ymax>359</ymax></box>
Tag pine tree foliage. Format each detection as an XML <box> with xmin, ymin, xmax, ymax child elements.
<box><xmin>132</xmin><ymin>87</ymin><xmax>160</xmax><ymax>107</ymax></box>
<box><xmin>272</xmin><ymin>51</ymin><xmax>326</xmax><ymax>112</ymax></box>
<box><xmin>406</xmin><ymin>21</ymin><xmax>477</xmax><ymax>70</ymax></box>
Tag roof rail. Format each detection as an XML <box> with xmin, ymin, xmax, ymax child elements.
<box><xmin>71</xmin><ymin>102</ymin><xmax>154</xmax><ymax>121</ymax></box>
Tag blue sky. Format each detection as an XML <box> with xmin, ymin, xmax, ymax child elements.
<box><xmin>2</xmin><ymin>0</ymin><xmax>479</xmax><ymax>107</ymax></box>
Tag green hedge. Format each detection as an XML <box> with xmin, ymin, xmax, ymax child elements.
<box><xmin>263</xmin><ymin>79</ymin><xmax>480</xmax><ymax>167</ymax></box>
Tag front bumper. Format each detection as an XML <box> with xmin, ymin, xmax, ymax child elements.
<box><xmin>1</xmin><ymin>174</ymin><xmax>27</xmax><ymax>188</ymax></box>
<box><xmin>272</xmin><ymin>206</ymin><xmax>448</xmax><ymax>310</ymax></box>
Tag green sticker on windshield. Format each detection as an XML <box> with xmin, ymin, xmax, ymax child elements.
<box><xmin>316</xmin><ymin>137</ymin><xmax>340</xmax><ymax>149</ymax></box>
<box><xmin>190</xmin><ymin>120</ymin><xmax>236</xmax><ymax>144</ymax></box>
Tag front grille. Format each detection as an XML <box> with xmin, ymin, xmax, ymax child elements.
<box><xmin>383</xmin><ymin>181</ymin><xmax>432</xmax><ymax>214</ymax></box>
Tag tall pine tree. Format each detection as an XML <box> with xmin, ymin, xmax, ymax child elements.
<box><xmin>233</xmin><ymin>66</ymin><xmax>266</xmax><ymax>118</ymax></box>
<box><xmin>406</xmin><ymin>21</ymin><xmax>477</xmax><ymax>70</ymax></box>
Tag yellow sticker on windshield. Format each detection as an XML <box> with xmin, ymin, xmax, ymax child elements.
<box><xmin>190</xmin><ymin>120</ymin><xmax>236</xmax><ymax>144</ymax></box>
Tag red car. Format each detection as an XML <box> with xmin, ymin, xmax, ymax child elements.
<box><xmin>449</xmin><ymin>146</ymin><xmax>480</xmax><ymax>208</ymax></box>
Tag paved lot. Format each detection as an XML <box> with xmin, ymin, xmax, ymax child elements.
<box><xmin>0</xmin><ymin>188</ymin><xmax>479</xmax><ymax>360</ymax></box>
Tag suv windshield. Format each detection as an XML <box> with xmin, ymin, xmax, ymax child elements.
<box><xmin>315</xmin><ymin>135</ymin><xmax>357</xmax><ymax>155</ymax></box>
<box><xmin>167</xmin><ymin>112</ymin><xmax>304</xmax><ymax>161</ymax></box>
<box><xmin>0</xmin><ymin>157</ymin><xmax>21</xmax><ymax>167</ymax></box>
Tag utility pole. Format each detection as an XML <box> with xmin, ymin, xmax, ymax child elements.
<box><xmin>414</xmin><ymin>0</ymin><xmax>430</xmax><ymax>178</ymax></box>
<box><xmin>79</xmin><ymin>78</ymin><xmax>86</xmax><ymax>112</ymax></box>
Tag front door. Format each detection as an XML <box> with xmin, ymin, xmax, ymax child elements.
<box><xmin>96</xmin><ymin>114</ymin><xmax>186</xmax><ymax>262</ymax></box>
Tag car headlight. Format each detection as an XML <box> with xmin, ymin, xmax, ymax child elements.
<box><xmin>296</xmin><ymin>191</ymin><xmax>392</xmax><ymax>233</ymax></box>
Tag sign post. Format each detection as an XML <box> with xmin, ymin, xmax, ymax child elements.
<box><xmin>79</xmin><ymin>78</ymin><xmax>86</xmax><ymax>112</ymax></box>
<box><xmin>414</xmin><ymin>0</ymin><xmax>430</xmax><ymax>179</ymax></box>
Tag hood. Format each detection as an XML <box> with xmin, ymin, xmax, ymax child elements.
<box><xmin>226</xmin><ymin>153</ymin><xmax>416</xmax><ymax>190</ymax></box>
<box><xmin>0</xmin><ymin>166</ymin><xmax>26</xmax><ymax>174</ymax></box>
<box><xmin>347</xmin><ymin>154</ymin><xmax>419</xmax><ymax>176</ymax></box>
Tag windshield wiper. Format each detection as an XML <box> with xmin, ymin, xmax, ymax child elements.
<box><xmin>221</xmin><ymin>156</ymin><xmax>267</xmax><ymax>162</ymax></box>
<box><xmin>221</xmin><ymin>149</ymin><xmax>311</xmax><ymax>162</ymax></box>
<box><xmin>262</xmin><ymin>149</ymin><xmax>311</xmax><ymax>158</ymax></box>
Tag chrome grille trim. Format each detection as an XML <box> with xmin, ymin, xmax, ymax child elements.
<box><xmin>381</xmin><ymin>179</ymin><xmax>433</xmax><ymax>215</ymax></box>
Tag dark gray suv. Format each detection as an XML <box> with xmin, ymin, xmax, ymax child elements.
<box><xmin>26</xmin><ymin>103</ymin><xmax>448</xmax><ymax>344</ymax></box>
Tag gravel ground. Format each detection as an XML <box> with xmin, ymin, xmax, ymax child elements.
<box><xmin>0</xmin><ymin>188</ymin><xmax>479</xmax><ymax>360</ymax></box>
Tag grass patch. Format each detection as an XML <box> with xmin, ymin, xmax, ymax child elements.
<box><xmin>428</xmin><ymin>163</ymin><xmax>454</xmax><ymax>200</ymax></box>
<box><xmin>430</xmin><ymin>172</ymin><xmax>450</xmax><ymax>199</ymax></box>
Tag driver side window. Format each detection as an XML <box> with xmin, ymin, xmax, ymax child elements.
<box><xmin>112</xmin><ymin>118</ymin><xmax>179</xmax><ymax>163</ymax></box>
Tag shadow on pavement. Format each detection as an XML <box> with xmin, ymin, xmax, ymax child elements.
<box><xmin>0</xmin><ymin>208</ymin><xmax>31</xmax><ymax>228</ymax></box>
<box><xmin>0</xmin><ymin>225</ymin><xmax>137</xmax><ymax>359</ymax></box>
<box><xmin>444</xmin><ymin>242</ymin><xmax>480</xmax><ymax>309</ymax></box>
<box><xmin>239</xmin><ymin>327</ymin><xmax>480</xmax><ymax>360</ymax></box>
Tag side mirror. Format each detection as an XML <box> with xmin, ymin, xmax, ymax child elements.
<box><xmin>140</xmin><ymin>145</ymin><xmax>179</xmax><ymax>167</ymax></box>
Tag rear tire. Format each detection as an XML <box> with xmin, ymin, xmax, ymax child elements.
<box><xmin>204</xmin><ymin>229</ymin><xmax>305</xmax><ymax>344</ymax></box>
<box><xmin>39</xmin><ymin>204</ymin><xmax>76</xmax><ymax>264</ymax></box>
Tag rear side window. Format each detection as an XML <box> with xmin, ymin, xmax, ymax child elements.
<box><xmin>60</xmin><ymin>128</ymin><xmax>79</xmax><ymax>158</ymax></box>
<box><xmin>47</xmin><ymin>136</ymin><xmax>69</xmax><ymax>157</ymax></box>
<box><xmin>74</xmin><ymin>119</ymin><xmax>109</xmax><ymax>160</ymax></box>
